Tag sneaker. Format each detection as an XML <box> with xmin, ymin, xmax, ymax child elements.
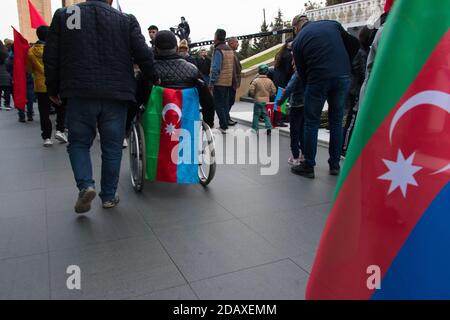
<box><xmin>291</xmin><ymin>163</ymin><xmax>315</xmax><ymax>179</ymax></box>
<box><xmin>103</xmin><ymin>194</ymin><xmax>120</xmax><ymax>209</ymax></box>
<box><xmin>27</xmin><ymin>117</ymin><xmax>33</xmax><ymax>122</ymax></box>
<box><xmin>276</xmin><ymin>123</ymin><xmax>288</xmax><ymax>128</ymax></box>
<box><xmin>55</xmin><ymin>131</ymin><xmax>68</xmax><ymax>144</ymax></box>
<box><xmin>43</xmin><ymin>139</ymin><xmax>53</xmax><ymax>147</ymax></box>
<box><xmin>218</xmin><ymin>128</ymin><xmax>228</xmax><ymax>134</ymax></box>
<box><xmin>267</xmin><ymin>129</ymin><xmax>272</xmax><ymax>136</ymax></box>
<box><xmin>228</xmin><ymin>120</ymin><xmax>238</xmax><ymax>127</ymax></box>
<box><xmin>4</xmin><ymin>106</ymin><xmax>12</xmax><ymax>111</ymax></box>
<box><xmin>74</xmin><ymin>187</ymin><xmax>97</xmax><ymax>214</ymax></box>
<box><xmin>288</xmin><ymin>157</ymin><xmax>302</xmax><ymax>166</ymax></box>
<box><xmin>18</xmin><ymin>118</ymin><xmax>26</xmax><ymax>123</ymax></box>
<box><xmin>123</xmin><ymin>138</ymin><xmax>128</xmax><ymax>149</ymax></box>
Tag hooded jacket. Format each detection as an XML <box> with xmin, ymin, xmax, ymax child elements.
<box><xmin>27</xmin><ymin>42</ymin><xmax>47</xmax><ymax>93</ymax></box>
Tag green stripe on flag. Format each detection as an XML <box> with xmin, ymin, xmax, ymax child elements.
<box><xmin>143</xmin><ymin>86</ymin><xmax>164</xmax><ymax>181</ymax></box>
<box><xmin>335</xmin><ymin>0</ymin><xmax>450</xmax><ymax>200</ymax></box>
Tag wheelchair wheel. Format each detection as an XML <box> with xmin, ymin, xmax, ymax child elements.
<box><xmin>129</xmin><ymin>121</ymin><xmax>146</xmax><ymax>192</ymax></box>
<box><xmin>199</xmin><ymin>121</ymin><xmax>216</xmax><ymax>187</ymax></box>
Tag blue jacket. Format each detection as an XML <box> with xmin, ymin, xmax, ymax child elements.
<box><xmin>276</xmin><ymin>72</ymin><xmax>304</xmax><ymax>108</ymax></box>
<box><xmin>293</xmin><ymin>20</ymin><xmax>351</xmax><ymax>84</ymax></box>
<box><xmin>209</xmin><ymin>49</ymin><xmax>222</xmax><ymax>85</ymax></box>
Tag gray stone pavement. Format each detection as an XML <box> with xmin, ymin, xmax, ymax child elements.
<box><xmin>0</xmin><ymin>103</ymin><xmax>338</xmax><ymax>300</ymax></box>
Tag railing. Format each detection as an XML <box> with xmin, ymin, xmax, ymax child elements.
<box><xmin>305</xmin><ymin>0</ymin><xmax>384</xmax><ymax>27</ymax></box>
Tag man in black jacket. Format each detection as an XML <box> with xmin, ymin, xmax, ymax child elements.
<box><xmin>44</xmin><ymin>0</ymin><xmax>158</xmax><ymax>214</ymax></box>
<box><xmin>291</xmin><ymin>15</ymin><xmax>352</xmax><ymax>179</ymax></box>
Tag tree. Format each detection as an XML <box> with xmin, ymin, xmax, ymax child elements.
<box><xmin>304</xmin><ymin>1</ymin><xmax>324</xmax><ymax>10</ymax></box>
<box><xmin>326</xmin><ymin>0</ymin><xmax>353</xmax><ymax>6</ymax></box>
<box><xmin>238</xmin><ymin>39</ymin><xmax>254</xmax><ymax>60</ymax></box>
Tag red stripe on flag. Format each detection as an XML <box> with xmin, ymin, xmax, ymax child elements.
<box><xmin>307</xmin><ymin>31</ymin><xmax>450</xmax><ymax>299</ymax></box>
<box><xmin>156</xmin><ymin>89</ymin><xmax>183</xmax><ymax>183</ymax></box>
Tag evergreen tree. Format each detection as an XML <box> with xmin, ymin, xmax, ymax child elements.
<box><xmin>326</xmin><ymin>0</ymin><xmax>352</xmax><ymax>6</ymax></box>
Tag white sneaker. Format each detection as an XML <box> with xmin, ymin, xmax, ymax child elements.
<box><xmin>43</xmin><ymin>139</ymin><xmax>53</xmax><ymax>147</ymax></box>
<box><xmin>288</xmin><ymin>156</ymin><xmax>303</xmax><ymax>166</ymax></box>
<box><xmin>123</xmin><ymin>138</ymin><xmax>128</xmax><ymax>149</ymax></box>
<box><xmin>55</xmin><ymin>131</ymin><xmax>68</xmax><ymax>144</ymax></box>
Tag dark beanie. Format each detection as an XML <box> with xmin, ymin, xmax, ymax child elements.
<box><xmin>154</xmin><ymin>30</ymin><xmax>178</xmax><ymax>51</ymax></box>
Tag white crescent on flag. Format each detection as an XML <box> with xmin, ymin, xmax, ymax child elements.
<box><xmin>388</xmin><ymin>90</ymin><xmax>450</xmax><ymax>176</ymax></box>
<box><xmin>162</xmin><ymin>103</ymin><xmax>182</xmax><ymax>124</ymax></box>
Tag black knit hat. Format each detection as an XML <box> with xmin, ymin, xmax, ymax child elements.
<box><xmin>154</xmin><ymin>30</ymin><xmax>178</xmax><ymax>51</ymax></box>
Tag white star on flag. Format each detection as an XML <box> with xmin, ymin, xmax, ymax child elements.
<box><xmin>165</xmin><ymin>123</ymin><xmax>177</xmax><ymax>136</ymax></box>
<box><xmin>378</xmin><ymin>150</ymin><xmax>423</xmax><ymax>198</ymax></box>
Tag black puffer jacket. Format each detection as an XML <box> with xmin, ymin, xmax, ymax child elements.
<box><xmin>154</xmin><ymin>55</ymin><xmax>199</xmax><ymax>89</ymax></box>
<box><xmin>44</xmin><ymin>0</ymin><xmax>157</xmax><ymax>102</ymax></box>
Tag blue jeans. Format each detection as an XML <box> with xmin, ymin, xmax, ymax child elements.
<box><xmin>213</xmin><ymin>86</ymin><xmax>231</xmax><ymax>130</ymax></box>
<box><xmin>303</xmin><ymin>77</ymin><xmax>351</xmax><ymax>168</ymax></box>
<box><xmin>66</xmin><ymin>98</ymin><xmax>128</xmax><ymax>202</ymax></box>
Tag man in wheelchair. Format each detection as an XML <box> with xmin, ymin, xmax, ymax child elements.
<box><xmin>128</xmin><ymin>31</ymin><xmax>217</xmax><ymax>190</ymax></box>
<box><xmin>130</xmin><ymin>30</ymin><xmax>215</xmax><ymax>129</ymax></box>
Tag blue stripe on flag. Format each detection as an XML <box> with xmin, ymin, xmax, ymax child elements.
<box><xmin>372</xmin><ymin>182</ymin><xmax>450</xmax><ymax>300</ymax></box>
<box><xmin>274</xmin><ymin>87</ymin><xmax>284</xmax><ymax>112</ymax></box>
<box><xmin>177</xmin><ymin>88</ymin><xmax>201</xmax><ymax>184</ymax></box>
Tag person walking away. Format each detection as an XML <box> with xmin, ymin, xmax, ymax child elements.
<box><xmin>291</xmin><ymin>15</ymin><xmax>352</xmax><ymax>179</ymax></box>
<box><xmin>27</xmin><ymin>26</ymin><xmax>66</xmax><ymax>145</ymax></box>
<box><xmin>0</xmin><ymin>40</ymin><xmax>13</xmax><ymax>111</ymax></box>
<box><xmin>209</xmin><ymin>29</ymin><xmax>234</xmax><ymax>134</ymax></box>
<box><xmin>18</xmin><ymin>73</ymin><xmax>35</xmax><ymax>122</ymax></box>
<box><xmin>44</xmin><ymin>0</ymin><xmax>158</xmax><ymax>214</ymax></box>
<box><xmin>197</xmin><ymin>48</ymin><xmax>211</xmax><ymax>84</ymax></box>
<box><xmin>342</xmin><ymin>26</ymin><xmax>374</xmax><ymax>156</ymax></box>
<box><xmin>227</xmin><ymin>37</ymin><xmax>241</xmax><ymax>126</ymax></box>
<box><xmin>276</xmin><ymin>70</ymin><xmax>305</xmax><ymax>167</ymax></box>
<box><xmin>248</xmin><ymin>64</ymin><xmax>276</xmax><ymax>135</ymax></box>
<box><xmin>273</xmin><ymin>39</ymin><xmax>294</xmax><ymax>127</ymax></box>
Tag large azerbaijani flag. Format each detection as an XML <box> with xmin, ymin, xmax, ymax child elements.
<box><xmin>143</xmin><ymin>86</ymin><xmax>200</xmax><ymax>184</ymax></box>
<box><xmin>307</xmin><ymin>0</ymin><xmax>450</xmax><ymax>300</ymax></box>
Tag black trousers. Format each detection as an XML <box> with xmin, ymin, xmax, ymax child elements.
<box><xmin>37</xmin><ymin>93</ymin><xmax>65</xmax><ymax>140</ymax></box>
<box><xmin>342</xmin><ymin>94</ymin><xmax>359</xmax><ymax>155</ymax></box>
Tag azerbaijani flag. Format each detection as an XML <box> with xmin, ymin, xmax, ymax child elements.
<box><xmin>307</xmin><ymin>0</ymin><xmax>450</xmax><ymax>300</ymax></box>
<box><xmin>143</xmin><ymin>86</ymin><xmax>200</xmax><ymax>184</ymax></box>
<box><xmin>274</xmin><ymin>87</ymin><xmax>288</xmax><ymax>114</ymax></box>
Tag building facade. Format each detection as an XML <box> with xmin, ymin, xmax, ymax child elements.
<box><xmin>17</xmin><ymin>0</ymin><xmax>85</xmax><ymax>42</ymax></box>
<box><xmin>305</xmin><ymin>0</ymin><xmax>385</xmax><ymax>35</ymax></box>
<box><xmin>17</xmin><ymin>0</ymin><xmax>52</xmax><ymax>42</ymax></box>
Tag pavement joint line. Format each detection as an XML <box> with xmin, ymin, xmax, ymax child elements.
<box><xmin>188</xmin><ymin>258</ymin><xmax>292</xmax><ymax>285</ymax></box>
<box><xmin>119</xmin><ymin>190</ymin><xmax>200</xmax><ymax>300</ymax></box>
<box><xmin>287</xmin><ymin>257</ymin><xmax>312</xmax><ymax>276</ymax></box>
<box><xmin>0</xmin><ymin>251</ymin><xmax>49</xmax><ymax>263</ymax></box>
<box><xmin>125</xmin><ymin>284</ymin><xmax>199</xmax><ymax>301</ymax></box>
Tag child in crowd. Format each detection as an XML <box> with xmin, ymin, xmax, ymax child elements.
<box><xmin>276</xmin><ymin>69</ymin><xmax>305</xmax><ymax>166</ymax></box>
<box><xmin>249</xmin><ymin>64</ymin><xmax>276</xmax><ymax>135</ymax></box>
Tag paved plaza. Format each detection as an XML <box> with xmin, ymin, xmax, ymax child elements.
<box><xmin>0</xmin><ymin>102</ymin><xmax>338</xmax><ymax>300</ymax></box>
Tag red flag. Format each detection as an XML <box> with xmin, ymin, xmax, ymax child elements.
<box><xmin>12</xmin><ymin>28</ymin><xmax>30</xmax><ymax>112</ymax></box>
<box><xmin>28</xmin><ymin>0</ymin><xmax>48</xmax><ymax>29</ymax></box>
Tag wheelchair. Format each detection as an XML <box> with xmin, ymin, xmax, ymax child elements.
<box><xmin>129</xmin><ymin>87</ymin><xmax>216</xmax><ymax>192</ymax></box>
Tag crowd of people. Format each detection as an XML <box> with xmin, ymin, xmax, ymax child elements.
<box><xmin>0</xmin><ymin>0</ymin><xmax>393</xmax><ymax>214</ymax></box>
